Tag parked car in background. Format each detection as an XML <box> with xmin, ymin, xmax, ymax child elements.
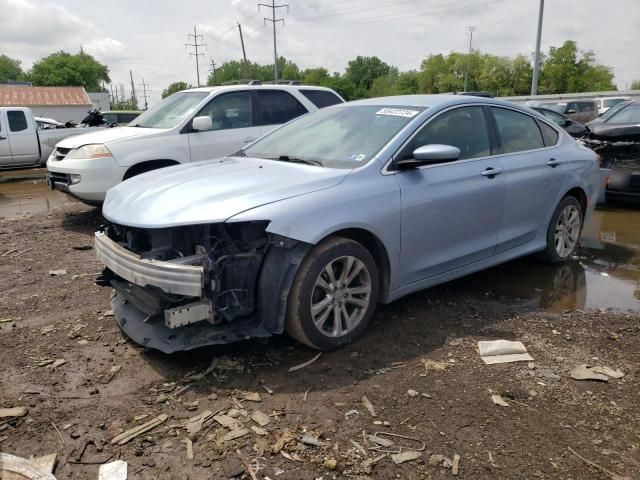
<box><xmin>594</xmin><ymin>96</ymin><xmax>630</xmax><ymax>115</ymax></box>
<box><xmin>46</xmin><ymin>84</ymin><xmax>344</xmax><ymax>204</ymax></box>
<box><xmin>0</xmin><ymin>107</ymin><xmax>104</xmax><ymax>169</ymax></box>
<box><xmin>539</xmin><ymin>100</ymin><xmax>599</xmax><ymax>123</ymax></box>
<box><xmin>531</xmin><ymin>107</ymin><xmax>587</xmax><ymax>137</ymax></box>
<box><xmin>101</xmin><ymin>110</ymin><xmax>142</xmax><ymax>126</ymax></box>
<box><xmin>94</xmin><ymin>95</ymin><xmax>600</xmax><ymax>353</ymax></box>
<box><xmin>587</xmin><ymin>100</ymin><xmax>632</xmax><ymax>126</ymax></box>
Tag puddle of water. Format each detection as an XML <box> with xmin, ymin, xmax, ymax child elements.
<box><xmin>0</xmin><ymin>177</ymin><xmax>73</xmax><ymax>218</ymax></box>
<box><xmin>456</xmin><ymin>207</ymin><xmax>640</xmax><ymax>312</ymax></box>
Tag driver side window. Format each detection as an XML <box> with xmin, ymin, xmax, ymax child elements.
<box><xmin>196</xmin><ymin>91</ymin><xmax>253</xmax><ymax>131</ymax></box>
<box><xmin>401</xmin><ymin>106</ymin><xmax>491</xmax><ymax>161</ymax></box>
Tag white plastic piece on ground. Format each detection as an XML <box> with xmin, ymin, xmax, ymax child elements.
<box><xmin>0</xmin><ymin>452</ymin><xmax>57</xmax><ymax>480</ymax></box>
<box><xmin>98</xmin><ymin>460</ymin><xmax>128</xmax><ymax>480</ymax></box>
<box><xmin>478</xmin><ymin>340</ymin><xmax>533</xmax><ymax>364</ymax></box>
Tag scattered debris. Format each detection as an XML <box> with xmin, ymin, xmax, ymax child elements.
<box><xmin>391</xmin><ymin>450</ymin><xmax>422</xmax><ymax>464</ymax></box>
<box><xmin>369</xmin><ymin>432</ymin><xmax>425</xmax><ymax>453</ymax></box>
<box><xmin>102</xmin><ymin>365</ymin><xmax>122</xmax><ymax>384</ymax></box>
<box><xmin>452</xmin><ymin>453</ymin><xmax>461</xmax><ymax>475</ymax></box>
<box><xmin>221</xmin><ymin>428</ymin><xmax>250</xmax><ymax>442</ymax></box>
<box><xmin>570</xmin><ymin>365</ymin><xmax>610</xmax><ymax>382</ymax></box>
<box><xmin>251</xmin><ymin>425</ymin><xmax>268</xmax><ymax>436</ymax></box>
<box><xmin>344</xmin><ymin>409</ymin><xmax>360</xmax><ymax>418</ymax></box>
<box><xmin>323</xmin><ymin>458</ymin><xmax>338</xmax><ymax>470</ymax></box>
<box><xmin>242</xmin><ymin>392</ymin><xmax>262</xmax><ymax>402</ymax></box>
<box><xmin>272</xmin><ymin>429</ymin><xmax>297</xmax><ymax>453</ymax></box>
<box><xmin>185</xmin><ymin>410</ymin><xmax>213</xmax><ymax>436</ymax></box>
<box><xmin>48</xmin><ymin>269</ymin><xmax>67</xmax><ymax>276</ymax></box>
<box><xmin>250</xmin><ymin>411</ymin><xmax>270</xmax><ymax>427</ymax></box>
<box><xmin>491</xmin><ymin>395</ymin><xmax>510</xmax><ymax>407</ymax></box>
<box><xmin>110</xmin><ymin>414</ymin><xmax>168</xmax><ymax>445</ymax></box>
<box><xmin>288</xmin><ymin>352</ymin><xmax>322</xmax><ymax>372</ymax></box>
<box><xmin>478</xmin><ymin>340</ymin><xmax>533</xmax><ymax>364</ymax></box>
<box><xmin>50</xmin><ymin>359</ymin><xmax>66</xmax><ymax>369</ymax></box>
<box><xmin>302</xmin><ymin>388</ymin><xmax>312</xmax><ymax>401</ymax></box>
<box><xmin>591</xmin><ymin>366</ymin><xmax>625</xmax><ymax>379</ymax></box>
<box><xmin>407</xmin><ymin>389</ymin><xmax>419</xmax><ymax>398</ymax></box>
<box><xmin>72</xmin><ymin>245</ymin><xmax>93</xmax><ymax>250</ymax></box>
<box><xmin>0</xmin><ymin>406</ymin><xmax>28</xmax><ymax>418</ymax></box>
<box><xmin>429</xmin><ymin>454</ymin><xmax>453</xmax><ymax>468</ymax></box>
<box><xmin>98</xmin><ymin>460</ymin><xmax>128</xmax><ymax>480</ymax></box>
<box><xmin>301</xmin><ymin>432</ymin><xmax>325</xmax><ymax>447</ymax></box>
<box><xmin>236</xmin><ymin>449</ymin><xmax>259</xmax><ymax>480</ymax></box>
<box><xmin>568</xmin><ymin>446</ymin><xmax>631</xmax><ymax>480</ymax></box>
<box><xmin>103</xmin><ymin>310</ymin><xmax>115</xmax><ymax>317</ymax></box>
<box><xmin>185</xmin><ymin>438</ymin><xmax>194</xmax><ymax>460</ymax></box>
<box><xmin>361</xmin><ymin>395</ymin><xmax>376</xmax><ymax>417</ymax></box>
<box><xmin>350</xmin><ymin>439</ymin><xmax>368</xmax><ymax>457</ymax></box>
<box><xmin>214</xmin><ymin>414</ymin><xmax>242</xmax><ymax>430</ymax></box>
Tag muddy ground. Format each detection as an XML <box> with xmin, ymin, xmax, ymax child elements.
<box><xmin>0</xmin><ymin>183</ymin><xmax>639</xmax><ymax>479</ymax></box>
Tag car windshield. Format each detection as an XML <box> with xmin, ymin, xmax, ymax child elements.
<box><xmin>541</xmin><ymin>103</ymin><xmax>566</xmax><ymax>113</ymax></box>
<box><xmin>604</xmin><ymin>103</ymin><xmax>640</xmax><ymax>124</ymax></box>
<box><xmin>130</xmin><ymin>92</ymin><xmax>209</xmax><ymax>128</ymax></box>
<box><xmin>603</xmin><ymin>98</ymin><xmax>627</xmax><ymax>108</ymax></box>
<box><xmin>600</xmin><ymin>101</ymin><xmax>631</xmax><ymax>120</ymax></box>
<box><xmin>243</xmin><ymin>105</ymin><xmax>424</xmax><ymax>169</ymax></box>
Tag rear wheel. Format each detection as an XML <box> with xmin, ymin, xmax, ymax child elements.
<box><xmin>537</xmin><ymin>195</ymin><xmax>583</xmax><ymax>263</ymax></box>
<box><xmin>285</xmin><ymin>237</ymin><xmax>379</xmax><ymax>350</ymax></box>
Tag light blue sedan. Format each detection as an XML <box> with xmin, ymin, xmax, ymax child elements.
<box><xmin>96</xmin><ymin>95</ymin><xmax>601</xmax><ymax>352</ymax></box>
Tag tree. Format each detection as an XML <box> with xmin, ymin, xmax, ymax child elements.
<box><xmin>0</xmin><ymin>55</ymin><xmax>24</xmax><ymax>83</ymax></box>
<box><xmin>631</xmin><ymin>80</ymin><xmax>640</xmax><ymax>90</ymax></box>
<box><xmin>345</xmin><ymin>56</ymin><xmax>395</xmax><ymax>98</ymax></box>
<box><xmin>29</xmin><ymin>51</ymin><xmax>109</xmax><ymax>91</ymax></box>
<box><xmin>162</xmin><ymin>81</ymin><xmax>191</xmax><ymax>98</ymax></box>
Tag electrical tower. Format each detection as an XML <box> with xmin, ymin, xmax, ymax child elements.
<box><xmin>463</xmin><ymin>26</ymin><xmax>476</xmax><ymax>93</ymax></box>
<box><xmin>139</xmin><ymin>79</ymin><xmax>151</xmax><ymax>110</ymax></box>
<box><xmin>208</xmin><ymin>58</ymin><xmax>217</xmax><ymax>85</ymax></box>
<box><xmin>258</xmin><ymin>0</ymin><xmax>289</xmax><ymax>83</ymax></box>
<box><xmin>186</xmin><ymin>26</ymin><xmax>207</xmax><ymax>87</ymax></box>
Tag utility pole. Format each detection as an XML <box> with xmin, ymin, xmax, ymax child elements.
<box><xmin>237</xmin><ymin>23</ymin><xmax>249</xmax><ymax>80</ymax></box>
<box><xmin>258</xmin><ymin>0</ymin><xmax>289</xmax><ymax>83</ymax></box>
<box><xmin>186</xmin><ymin>25</ymin><xmax>206</xmax><ymax>87</ymax></box>
<box><xmin>208</xmin><ymin>58</ymin><xmax>217</xmax><ymax>85</ymax></box>
<box><xmin>138</xmin><ymin>79</ymin><xmax>151</xmax><ymax>110</ymax></box>
<box><xmin>463</xmin><ymin>26</ymin><xmax>476</xmax><ymax>92</ymax></box>
<box><xmin>129</xmin><ymin>70</ymin><xmax>138</xmax><ymax>109</ymax></box>
<box><xmin>531</xmin><ymin>0</ymin><xmax>545</xmax><ymax>96</ymax></box>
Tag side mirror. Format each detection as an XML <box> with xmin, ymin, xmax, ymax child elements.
<box><xmin>192</xmin><ymin>116</ymin><xmax>213</xmax><ymax>132</ymax></box>
<box><xmin>396</xmin><ymin>144</ymin><xmax>461</xmax><ymax>169</ymax></box>
<box><xmin>566</xmin><ymin>109</ymin><xmax>577</xmax><ymax>114</ymax></box>
<box><xmin>563</xmin><ymin>119</ymin><xmax>572</xmax><ymax>126</ymax></box>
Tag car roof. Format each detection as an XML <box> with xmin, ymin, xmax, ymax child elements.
<box><xmin>345</xmin><ymin>94</ymin><xmax>532</xmax><ymax>112</ymax></box>
<box><xmin>183</xmin><ymin>84</ymin><xmax>338</xmax><ymax>94</ymax></box>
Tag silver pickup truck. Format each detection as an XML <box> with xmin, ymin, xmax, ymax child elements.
<box><xmin>0</xmin><ymin>107</ymin><xmax>104</xmax><ymax>169</ymax></box>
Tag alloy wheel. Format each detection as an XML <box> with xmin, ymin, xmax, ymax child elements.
<box><xmin>554</xmin><ymin>204</ymin><xmax>581</xmax><ymax>258</ymax></box>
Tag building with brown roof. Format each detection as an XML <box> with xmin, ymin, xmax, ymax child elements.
<box><xmin>0</xmin><ymin>85</ymin><xmax>93</xmax><ymax>122</ymax></box>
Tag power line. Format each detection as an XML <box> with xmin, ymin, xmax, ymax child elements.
<box><xmin>186</xmin><ymin>25</ymin><xmax>207</xmax><ymax>87</ymax></box>
<box><xmin>139</xmin><ymin>79</ymin><xmax>151</xmax><ymax>110</ymax></box>
<box><xmin>292</xmin><ymin>0</ymin><xmax>416</xmax><ymax>20</ymax></box>
<box><xmin>258</xmin><ymin>0</ymin><xmax>289</xmax><ymax>83</ymax></box>
<box><xmin>463</xmin><ymin>26</ymin><xmax>476</xmax><ymax>92</ymax></box>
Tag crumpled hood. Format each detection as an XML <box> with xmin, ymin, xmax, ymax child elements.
<box><xmin>103</xmin><ymin>157</ymin><xmax>349</xmax><ymax>228</ymax></box>
<box><xmin>55</xmin><ymin>126</ymin><xmax>160</xmax><ymax>148</ymax></box>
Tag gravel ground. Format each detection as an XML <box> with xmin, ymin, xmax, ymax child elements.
<box><xmin>0</xmin><ymin>204</ymin><xmax>638</xmax><ymax>480</ymax></box>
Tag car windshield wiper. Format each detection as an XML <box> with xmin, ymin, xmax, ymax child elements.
<box><xmin>274</xmin><ymin>155</ymin><xmax>323</xmax><ymax>167</ymax></box>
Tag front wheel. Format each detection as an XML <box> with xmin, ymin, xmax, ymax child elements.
<box><xmin>285</xmin><ymin>237</ymin><xmax>379</xmax><ymax>350</ymax></box>
<box><xmin>537</xmin><ymin>196</ymin><xmax>583</xmax><ymax>263</ymax></box>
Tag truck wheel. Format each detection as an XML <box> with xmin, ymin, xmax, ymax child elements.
<box><xmin>537</xmin><ymin>195</ymin><xmax>583</xmax><ymax>263</ymax></box>
<box><xmin>285</xmin><ymin>237</ymin><xmax>378</xmax><ymax>350</ymax></box>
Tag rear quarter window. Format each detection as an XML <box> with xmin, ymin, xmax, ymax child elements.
<box><xmin>492</xmin><ymin>107</ymin><xmax>545</xmax><ymax>153</ymax></box>
<box><xmin>536</xmin><ymin>119</ymin><xmax>559</xmax><ymax>146</ymax></box>
<box><xmin>299</xmin><ymin>89</ymin><xmax>344</xmax><ymax>108</ymax></box>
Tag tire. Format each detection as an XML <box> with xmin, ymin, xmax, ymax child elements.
<box><xmin>123</xmin><ymin>161</ymin><xmax>177</xmax><ymax>180</ymax></box>
<box><xmin>537</xmin><ymin>195</ymin><xmax>583</xmax><ymax>263</ymax></box>
<box><xmin>285</xmin><ymin>236</ymin><xmax>379</xmax><ymax>350</ymax></box>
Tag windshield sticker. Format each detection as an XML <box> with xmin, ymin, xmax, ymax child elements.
<box><xmin>347</xmin><ymin>153</ymin><xmax>368</xmax><ymax>162</ymax></box>
<box><xmin>376</xmin><ymin>108</ymin><xmax>419</xmax><ymax>118</ymax></box>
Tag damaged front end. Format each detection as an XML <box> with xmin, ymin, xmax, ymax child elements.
<box><xmin>94</xmin><ymin>221</ymin><xmax>309</xmax><ymax>353</ymax></box>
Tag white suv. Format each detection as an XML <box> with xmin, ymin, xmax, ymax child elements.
<box><xmin>46</xmin><ymin>84</ymin><xmax>344</xmax><ymax>204</ymax></box>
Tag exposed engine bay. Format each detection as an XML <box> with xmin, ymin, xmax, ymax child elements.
<box><xmin>95</xmin><ymin>221</ymin><xmax>309</xmax><ymax>352</ymax></box>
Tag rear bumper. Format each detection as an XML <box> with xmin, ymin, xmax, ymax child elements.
<box><xmin>94</xmin><ymin>231</ymin><xmax>204</xmax><ymax>297</ymax></box>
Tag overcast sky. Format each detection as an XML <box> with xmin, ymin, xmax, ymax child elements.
<box><xmin>1</xmin><ymin>0</ymin><xmax>638</xmax><ymax>106</ymax></box>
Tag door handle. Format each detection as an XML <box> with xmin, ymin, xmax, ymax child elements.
<box><xmin>243</xmin><ymin>137</ymin><xmax>256</xmax><ymax>143</ymax></box>
<box><xmin>547</xmin><ymin>158</ymin><xmax>561</xmax><ymax>167</ymax></box>
<box><xmin>0</xmin><ymin>136</ymin><xmax>6</xmax><ymax>140</ymax></box>
<box><xmin>481</xmin><ymin>167</ymin><xmax>503</xmax><ymax>177</ymax></box>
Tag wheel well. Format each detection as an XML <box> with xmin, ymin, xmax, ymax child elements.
<box><xmin>565</xmin><ymin>187</ymin><xmax>588</xmax><ymax>218</ymax></box>
<box><xmin>123</xmin><ymin>160</ymin><xmax>179</xmax><ymax>180</ymax></box>
<box><xmin>328</xmin><ymin>228</ymin><xmax>391</xmax><ymax>303</ymax></box>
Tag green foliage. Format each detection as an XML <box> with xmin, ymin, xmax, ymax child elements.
<box><xmin>539</xmin><ymin>41</ymin><xmax>616</xmax><ymax>93</ymax></box>
<box><xmin>345</xmin><ymin>56</ymin><xmax>395</xmax><ymax>98</ymax></box>
<box><xmin>29</xmin><ymin>51</ymin><xmax>110</xmax><ymax>91</ymax></box>
<box><xmin>0</xmin><ymin>54</ymin><xmax>24</xmax><ymax>82</ymax></box>
<box><xmin>110</xmin><ymin>100</ymin><xmax>139</xmax><ymax>110</ymax></box>
<box><xmin>162</xmin><ymin>81</ymin><xmax>191</xmax><ymax>98</ymax></box>
<box><xmin>631</xmin><ymin>80</ymin><xmax>640</xmax><ymax>90</ymax></box>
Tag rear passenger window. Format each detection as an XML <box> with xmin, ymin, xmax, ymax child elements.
<box><xmin>256</xmin><ymin>90</ymin><xmax>307</xmax><ymax>126</ymax></box>
<box><xmin>402</xmin><ymin>106</ymin><xmax>491</xmax><ymax>161</ymax></box>
<box><xmin>492</xmin><ymin>108</ymin><xmax>544</xmax><ymax>153</ymax></box>
<box><xmin>536</xmin><ymin>120</ymin><xmax>559</xmax><ymax>146</ymax></box>
<box><xmin>299</xmin><ymin>89</ymin><xmax>343</xmax><ymax>108</ymax></box>
<box><xmin>578</xmin><ymin>102</ymin><xmax>595</xmax><ymax>112</ymax></box>
<box><xmin>8</xmin><ymin>111</ymin><xmax>28</xmax><ymax>132</ymax></box>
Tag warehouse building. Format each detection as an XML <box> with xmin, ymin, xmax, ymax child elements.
<box><xmin>0</xmin><ymin>85</ymin><xmax>93</xmax><ymax>122</ymax></box>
